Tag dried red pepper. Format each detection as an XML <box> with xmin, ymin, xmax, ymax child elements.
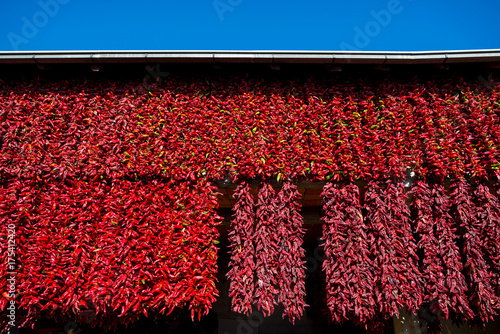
<box><xmin>1</xmin><ymin>73</ymin><xmax>500</xmax><ymax>331</ymax></box>
<box><xmin>227</xmin><ymin>181</ymin><xmax>255</xmax><ymax>316</ymax></box>
<box><xmin>321</xmin><ymin>183</ymin><xmax>376</xmax><ymax>325</ymax></box>
<box><xmin>0</xmin><ymin>178</ymin><xmax>220</xmax><ymax>331</ymax></box>
<box><xmin>0</xmin><ymin>75</ymin><xmax>499</xmax><ymax>184</ymax></box>
<box><xmin>411</xmin><ymin>181</ymin><xmax>472</xmax><ymax>323</ymax></box>
<box><xmin>275</xmin><ymin>182</ymin><xmax>307</xmax><ymax>324</ymax></box>
<box><xmin>253</xmin><ymin>182</ymin><xmax>279</xmax><ymax>317</ymax></box>
<box><xmin>450</xmin><ymin>179</ymin><xmax>498</xmax><ymax>325</ymax></box>
<box><xmin>364</xmin><ymin>181</ymin><xmax>423</xmax><ymax>317</ymax></box>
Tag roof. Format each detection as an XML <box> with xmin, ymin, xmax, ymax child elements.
<box><xmin>1</xmin><ymin>49</ymin><xmax>500</xmax><ymax>65</ymax></box>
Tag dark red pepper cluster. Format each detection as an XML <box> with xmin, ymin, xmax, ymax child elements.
<box><xmin>0</xmin><ymin>178</ymin><xmax>220</xmax><ymax>330</ymax></box>
<box><xmin>473</xmin><ymin>183</ymin><xmax>500</xmax><ymax>302</ymax></box>
<box><xmin>320</xmin><ymin>180</ymin><xmax>500</xmax><ymax>331</ymax></box>
<box><xmin>274</xmin><ymin>182</ymin><xmax>307</xmax><ymax>324</ymax></box>
<box><xmin>254</xmin><ymin>183</ymin><xmax>280</xmax><ymax>317</ymax></box>
<box><xmin>227</xmin><ymin>181</ymin><xmax>255</xmax><ymax>316</ymax></box>
<box><xmin>411</xmin><ymin>181</ymin><xmax>472</xmax><ymax>331</ymax></box>
<box><xmin>364</xmin><ymin>181</ymin><xmax>423</xmax><ymax>317</ymax></box>
<box><xmin>227</xmin><ymin>182</ymin><xmax>307</xmax><ymax>323</ymax></box>
<box><xmin>321</xmin><ymin>183</ymin><xmax>375</xmax><ymax>325</ymax></box>
<box><xmin>451</xmin><ymin>179</ymin><xmax>500</xmax><ymax>325</ymax></box>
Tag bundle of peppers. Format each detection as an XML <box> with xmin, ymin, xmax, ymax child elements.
<box><xmin>411</xmin><ymin>181</ymin><xmax>472</xmax><ymax>332</ymax></box>
<box><xmin>321</xmin><ymin>183</ymin><xmax>375</xmax><ymax>325</ymax></box>
<box><xmin>319</xmin><ymin>179</ymin><xmax>500</xmax><ymax>332</ymax></box>
<box><xmin>226</xmin><ymin>181</ymin><xmax>255</xmax><ymax>316</ymax></box>
<box><xmin>0</xmin><ymin>75</ymin><xmax>499</xmax><ymax>183</ymax></box>
<box><xmin>0</xmin><ymin>178</ymin><xmax>220</xmax><ymax>331</ymax></box>
<box><xmin>1</xmin><ymin>73</ymin><xmax>500</xmax><ymax>332</ymax></box>
<box><xmin>227</xmin><ymin>182</ymin><xmax>307</xmax><ymax>323</ymax></box>
<box><xmin>451</xmin><ymin>179</ymin><xmax>500</xmax><ymax>325</ymax></box>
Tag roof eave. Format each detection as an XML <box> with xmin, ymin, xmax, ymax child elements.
<box><xmin>1</xmin><ymin>49</ymin><xmax>500</xmax><ymax>65</ymax></box>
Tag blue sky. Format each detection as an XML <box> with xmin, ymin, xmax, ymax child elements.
<box><xmin>0</xmin><ymin>0</ymin><xmax>499</xmax><ymax>52</ymax></box>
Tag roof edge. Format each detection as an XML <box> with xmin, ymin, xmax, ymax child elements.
<box><xmin>1</xmin><ymin>49</ymin><xmax>500</xmax><ymax>65</ymax></box>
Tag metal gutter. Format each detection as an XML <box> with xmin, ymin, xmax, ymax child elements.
<box><xmin>0</xmin><ymin>49</ymin><xmax>499</xmax><ymax>65</ymax></box>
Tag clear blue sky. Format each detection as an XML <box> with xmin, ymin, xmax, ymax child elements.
<box><xmin>1</xmin><ymin>0</ymin><xmax>499</xmax><ymax>52</ymax></box>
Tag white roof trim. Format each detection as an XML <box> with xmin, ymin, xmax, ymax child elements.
<box><xmin>0</xmin><ymin>49</ymin><xmax>499</xmax><ymax>64</ymax></box>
